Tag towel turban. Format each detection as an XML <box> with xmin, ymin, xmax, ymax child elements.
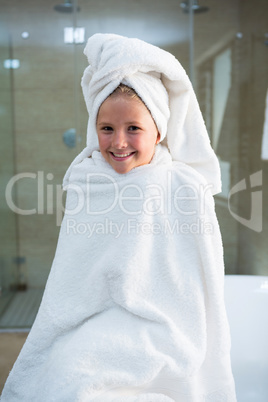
<box><xmin>64</xmin><ymin>33</ymin><xmax>221</xmax><ymax>195</ymax></box>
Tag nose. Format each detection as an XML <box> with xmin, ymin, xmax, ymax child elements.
<box><xmin>112</xmin><ymin>129</ymin><xmax>128</xmax><ymax>149</ymax></box>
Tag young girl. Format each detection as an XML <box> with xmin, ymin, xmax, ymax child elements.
<box><xmin>1</xmin><ymin>34</ymin><xmax>237</xmax><ymax>401</ymax></box>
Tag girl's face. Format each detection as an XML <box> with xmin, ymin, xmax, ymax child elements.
<box><xmin>96</xmin><ymin>94</ymin><xmax>160</xmax><ymax>174</ymax></box>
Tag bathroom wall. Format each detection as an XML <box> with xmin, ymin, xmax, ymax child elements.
<box><xmin>2</xmin><ymin>2</ymin><xmax>78</xmax><ymax>287</ymax></box>
<box><xmin>236</xmin><ymin>0</ymin><xmax>268</xmax><ymax>275</ymax></box>
<box><xmin>194</xmin><ymin>0</ymin><xmax>241</xmax><ymax>274</ymax></box>
<box><xmin>0</xmin><ymin>21</ymin><xmax>19</xmax><ymax>309</ymax></box>
<box><xmin>0</xmin><ymin>0</ymin><xmax>267</xmax><ymax>295</ymax></box>
<box><xmin>0</xmin><ymin>0</ymin><xmax>190</xmax><ymax>289</ymax></box>
<box><xmin>194</xmin><ymin>0</ymin><xmax>268</xmax><ymax>275</ymax></box>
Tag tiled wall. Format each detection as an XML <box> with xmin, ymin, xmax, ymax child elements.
<box><xmin>194</xmin><ymin>0</ymin><xmax>241</xmax><ymax>274</ymax></box>
<box><xmin>13</xmin><ymin>45</ymin><xmax>87</xmax><ymax>286</ymax></box>
<box><xmin>1</xmin><ymin>0</ymin><xmax>267</xmax><ymax>289</ymax></box>
<box><xmin>2</xmin><ymin>1</ymin><xmax>88</xmax><ymax>287</ymax></box>
<box><xmin>196</xmin><ymin>0</ymin><xmax>268</xmax><ymax>275</ymax></box>
<box><xmin>0</xmin><ymin>23</ymin><xmax>19</xmax><ymax>296</ymax></box>
<box><xmin>237</xmin><ymin>0</ymin><xmax>268</xmax><ymax>275</ymax></box>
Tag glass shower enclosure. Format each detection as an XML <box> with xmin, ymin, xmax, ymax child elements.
<box><xmin>0</xmin><ymin>23</ymin><xmax>19</xmax><ymax>317</ymax></box>
<box><xmin>0</xmin><ymin>0</ymin><xmax>267</xmax><ymax>329</ymax></box>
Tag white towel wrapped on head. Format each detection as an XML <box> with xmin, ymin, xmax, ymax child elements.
<box><xmin>63</xmin><ymin>33</ymin><xmax>221</xmax><ymax>196</ymax></box>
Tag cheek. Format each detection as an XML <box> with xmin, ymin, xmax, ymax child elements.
<box><xmin>97</xmin><ymin>134</ymin><xmax>109</xmax><ymax>151</ymax></box>
<box><xmin>138</xmin><ymin>138</ymin><xmax>157</xmax><ymax>159</ymax></box>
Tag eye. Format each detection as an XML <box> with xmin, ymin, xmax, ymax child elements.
<box><xmin>128</xmin><ymin>126</ymin><xmax>140</xmax><ymax>132</ymax></box>
<box><xmin>101</xmin><ymin>126</ymin><xmax>113</xmax><ymax>132</ymax></box>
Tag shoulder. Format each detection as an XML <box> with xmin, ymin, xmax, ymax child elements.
<box><xmin>150</xmin><ymin>144</ymin><xmax>213</xmax><ymax>191</ymax></box>
<box><xmin>145</xmin><ymin>160</ymin><xmax>211</xmax><ymax>192</ymax></box>
<box><xmin>169</xmin><ymin>163</ymin><xmax>215</xmax><ymax>211</ymax></box>
<box><xmin>147</xmin><ymin>161</ymin><xmax>216</xmax><ymax>216</ymax></box>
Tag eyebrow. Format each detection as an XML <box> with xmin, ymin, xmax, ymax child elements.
<box><xmin>97</xmin><ymin>121</ymin><xmax>141</xmax><ymax>126</ymax></box>
<box><xmin>97</xmin><ymin>122</ymin><xmax>111</xmax><ymax>126</ymax></box>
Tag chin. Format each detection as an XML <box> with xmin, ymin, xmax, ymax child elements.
<box><xmin>113</xmin><ymin>166</ymin><xmax>132</xmax><ymax>174</ymax></box>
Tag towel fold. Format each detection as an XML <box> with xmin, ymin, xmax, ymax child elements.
<box><xmin>63</xmin><ymin>33</ymin><xmax>221</xmax><ymax>195</ymax></box>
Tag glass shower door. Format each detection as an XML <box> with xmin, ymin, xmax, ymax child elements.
<box><xmin>0</xmin><ymin>24</ymin><xmax>19</xmax><ymax>316</ymax></box>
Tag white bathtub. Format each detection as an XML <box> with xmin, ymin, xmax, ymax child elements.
<box><xmin>224</xmin><ymin>275</ymin><xmax>268</xmax><ymax>402</ymax></box>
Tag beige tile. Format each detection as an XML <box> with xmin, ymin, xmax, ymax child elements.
<box><xmin>13</xmin><ymin>47</ymin><xmax>76</xmax><ymax>91</ymax></box>
<box><xmin>0</xmin><ymin>332</ymin><xmax>28</xmax><ymax>393</ymax></box>
<box><xmin>14</xmin><ymin>87</ymin><xmax>75</xmax><ymax>132</ymax></box>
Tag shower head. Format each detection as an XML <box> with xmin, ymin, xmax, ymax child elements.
<box><xmin>54</xmin><ymin>0</ymin><xmax>80</xmax><ymax>13</ymax></box>
<box><xmin>180</xmin><ymin>1</ymin><xmax>209</xmax><ymax>14</ymax></box>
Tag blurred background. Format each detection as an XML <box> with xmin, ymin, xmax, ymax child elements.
<box><xmin>0</xmin><ymin>0</ymin><xmax>267</xmax><ymax>329</ymax></box>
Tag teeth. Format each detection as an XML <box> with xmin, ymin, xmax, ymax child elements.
<box><xmin>113</xmin><ymin>152</ymin><xmax>132</xmax><ymax>158</ymax></box>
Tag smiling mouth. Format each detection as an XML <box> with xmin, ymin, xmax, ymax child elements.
<box><xmin>110</xmin><ymin>151</ymin><xmax>135</xmax><ymax>160</ymax></box>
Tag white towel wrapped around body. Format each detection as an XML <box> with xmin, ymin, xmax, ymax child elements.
<box><xmin>1</xmin><ymin>147</ymin><xmax>236</xmax><ymax>401</ymax></box>
<box><xmin>1</xmin><ymin>33</ymin><xmax>236</xmax><ymax>401</ymax></box>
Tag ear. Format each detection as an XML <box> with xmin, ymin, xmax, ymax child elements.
<box><xmin>156</xmin><ymin>132</ymin><xmax>161</xmax><ymax>144</ymax></box>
